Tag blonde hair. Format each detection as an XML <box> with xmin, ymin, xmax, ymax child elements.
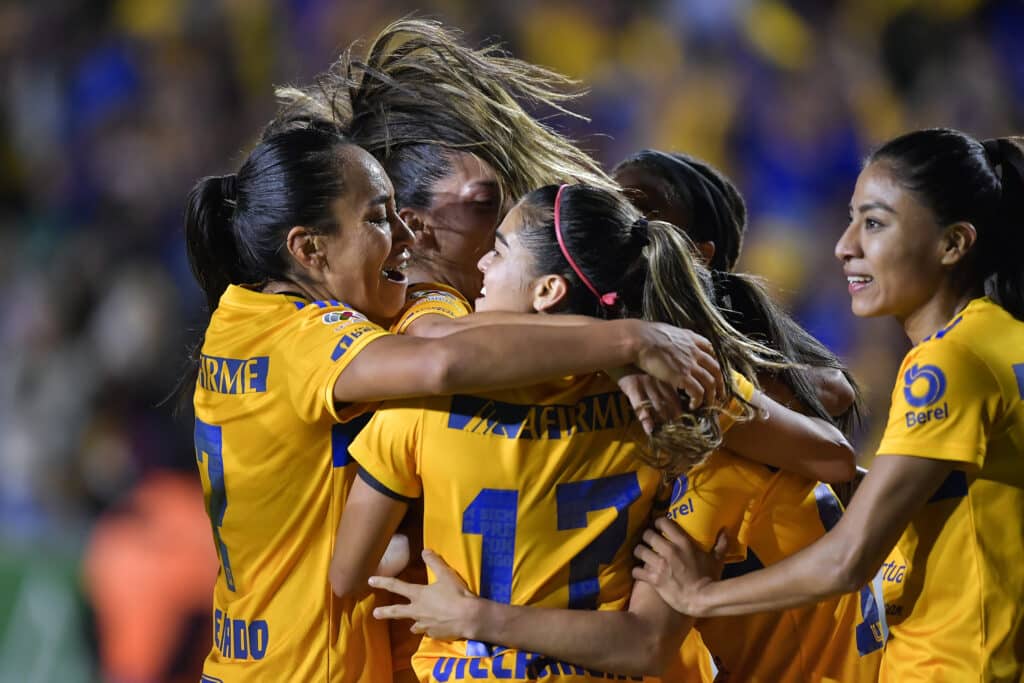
<box><xmin>271</xmin><ymin>18</ymin><xmax>617</xmax><ymax>206</ymax></box>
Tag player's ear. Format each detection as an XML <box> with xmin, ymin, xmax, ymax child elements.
<box><xmin>939</xmin><ymin>221</ymin><xmax>977</xmax><ymax>267</ymax></box>
<box><xmin>286</xmin><ymin>226</ymin><xmax>324</xmax><ymax>270</ymax></box>
<box><xmin>532</xmin><ymin>274</ymin><xmax>569</xmax><ymax>313</ymax></box>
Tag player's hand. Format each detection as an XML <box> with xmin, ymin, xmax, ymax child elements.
<box><xmin>369</xmin><ymin>549</ymin><xmax>479</xmax><ymax>641</ymax></box>
<box><xmin>631</xmin><ymin>518</ymin><xmax>728</xmax><ymax>616</ymax></box>
<box><xmin>631</xmin><ymin>321</ymin><xmax>724</xmax><ymax>410</ymax></box>
<box><xmin>609</xmin><ymin>366</ymin><xmax>684</xmax><ymax>435</ymax></box>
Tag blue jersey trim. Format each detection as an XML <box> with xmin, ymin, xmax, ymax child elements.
<box><xmin>357</xmin><ymin>466</ymin><xmax>417</xmax><ymax>504</ymax></box>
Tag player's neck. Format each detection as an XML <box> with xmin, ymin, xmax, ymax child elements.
<box><xmin>262</xmin><ymin>279</ymin><xmax>321</xmax><ymax>302</ymax></box>
<box><xmin>902</xmin><ymin>286</ymin><xmax>979</xmax><ymax>345</ymax></box>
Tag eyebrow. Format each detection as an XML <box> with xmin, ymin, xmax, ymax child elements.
<box><xmin>494</xmin><ymin>231</ymin><xmax>508</xmax><ymax>246</ymax></box>
<box><xmin>368</xmin><ymin>193</ymin><xmax>390</xmax><ymax>207</ymax></box>
<box><xmin>852</xmin><ymin>200</ymin><xmax>896</xmax><ymax>214</ymax></box>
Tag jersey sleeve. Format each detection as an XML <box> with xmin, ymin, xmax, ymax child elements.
<box><xmin>284</xmin><ymin>303</ymin><xmax>391</xmax><ymax>424</ymax></box>
<box><xmin>665</xmin><ymin>450</ymin><xmax>763</xmax><ymax>561</ymax></box>
<box><xmin>718</xmin><ymin>371</ymin><xmax>757</xmax><ymax>432</ymax></box>
<box><xmin>391</xmin><ymin>288</ymin><xmax>472</xmax><ymax>334</ymax></box>
<box><xmin>348</xmin><ymin>400</ymin><xmax>425</xmax><ymax>501</ymax></box>
<box><xmin>877</xmin><ymin>338</ymin><xmax>1001</xmax><ymax>468</ymax></box>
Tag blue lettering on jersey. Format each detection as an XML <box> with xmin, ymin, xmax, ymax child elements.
<box><xmin>880</xmin><ymin>559</ymin><xmax>906</xmax><ymax>584</ymax></box>
<box><xmin>213</xmin><ymin>609</ymin><xmax>269</xmax><ymax>661</ymax></box>
<box><xmin>198</xmin><ymin>355</ymin><xmax>269</xmax><ymax>394</ymax></box>
<box><xmin>430</xmin><ymin>648</ymin><xmax>642</xmax><ymax>681</ymax></box>
<box><xmin>447</xmin><ymin>392</ymin><xmax>633</xmax><ymax>439</ymax></box>
<box><xmin>330</xmin><ymin>327</ymin><xmax>368</xmax><ymax>361</ymax></box>
<box><xmin>903</xmin><ymin>363</ymin><xmax>946</xmax><ymax>408</ymax></box>
<box><xmin>904</xmin><ymin>401</ymin><xmax>950</xmax><ymax>428</ymax></box>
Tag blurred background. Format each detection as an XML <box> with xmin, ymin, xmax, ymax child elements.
<box><xmin>1</xmin><ymin>0</ymin><xmax>1021</xmax><ymax>679</ymax></box>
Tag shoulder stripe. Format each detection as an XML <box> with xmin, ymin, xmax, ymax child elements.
<box><xmin>357</xmin><ymin>466</ymin><xmax>417</xmax><ymax>504</ymax></box>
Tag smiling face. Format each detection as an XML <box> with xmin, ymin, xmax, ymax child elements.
<box><xmin>318</xmin><ymin>145</ymin><xmax>414</xmax><ymax>323</ymax></box>
<box><xmin>474</xmin><ymin>203</ymin><xmax>541</xmax><ymax>313</ymax></box>
<box><xmin>835</xmin><ymin>162</ymin><xmax>948</xmax><ymax>321</ymax></box>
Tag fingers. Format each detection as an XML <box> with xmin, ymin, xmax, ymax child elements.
<box><xmin>367</xmin><ymin>575</ymin><xmax>418</xmax><ymax>599</ymax></box>
<box><xmin>642</xmin><ymin>528</ymin><xmax>681</xmax><ymax>559</ymax></box>
<box><xmin>632</xmin><ymin>564</ymin><xmax>658</xmax><ymax>585</ymax></box>
<box><xmin>633</xmin><ymin>541</ymin><xmax>664</xmax><ymax>567</ymax></box>
<box><xmin>372</xmin><ymin>603</ymin><xmax>413</xmax><ymax>621</ymax></box>
<box><xmin>619</xmin><ymin>376</ymin><xmax>658</xmax><ymax>435</ymax></box>
<box><xmin>422</xmin><ymin>549</ymin><xmax>468</xmax><ymax>588</ymax></box>
<box><xmin>654</xmin><ymin>516</ymin><xmax>692</xmax><ymax>547</ymax></box>
<box><xmin>650</xmin><ymin>380</ymin><xmax>684</xmax><ymax>423</ymax></box>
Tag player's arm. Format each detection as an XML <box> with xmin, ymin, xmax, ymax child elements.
<box><xmin>757</xmin><ymin>366</ymin><xmax>856</xmax><ymax>418</ymax></box>
<box><xmin>634</xmin><ymin>453</ymin><xmax>953</xmax><ymax>617</ymax></box>
<box><xmin>402</xmin><ymin>311</ymin><xmax>598</xmax><ymax>338</ymax></box>
<box><xmin>329</xmin><ymin>475</ymin><xmax>409</xmax><ymax>599</ymax></box>
<box><xmin>333</xmin><ymin>319</ymin><xmax>724</xmax><ymax>410</ymax></box>
<box><xmin>721</xmin><ymin>389</ymin><xmax>856</xmax><ymax>484</ymax></box>
<box><xmin>371</xmin><ymin>550</ymin><xmax>695</xmax><ymax>677</ymax></box>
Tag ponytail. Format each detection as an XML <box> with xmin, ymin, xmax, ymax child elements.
<box><xmin>981</xmin><ymin>137</ymin><xmax>1024</xmax><ymax>320</ymax></box>
<box><xmin>517</xmin><ymin>184</ymin><xmax>789</xmax><ymax>479</ymax></box>
<box><xmin>184</xmin><ymin>174</ymin><xmax>249</xmax><ymax>313</ymax></box>
<box><xmin>711</xmin><ymin>270</ymin><xmax>864</xmax><ymax>435</ymax></box>
<box><xmin>640</xmin><ymin>220</ymin><xmax>789</xmax><ymax>477</ymax></box>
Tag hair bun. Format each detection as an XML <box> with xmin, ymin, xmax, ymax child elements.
<box><xmin>982</xmin><ymin>139</ymin><xmax>1002</xmax><ymax>169</ymax></box>
<box><xmin>631</xmin><ymin>216</ymin><xmax>650</xmax><ymax>246</ymax></box>
<box><xmin>220</xmin><ymin>174</ymin><xmax>238</xmax><ymax>204</ymax></box>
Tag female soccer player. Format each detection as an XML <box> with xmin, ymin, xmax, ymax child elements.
<box><xmin>331</xmin><ymin>183</ymin><xmax>858</xmax><ymax>682</ymax></box>
<box><xmin>271</xmin><ymin>18</ymin><xmax>617</xmax><ymax>337</ymax></box>
<box><xmin>612</xmin><ymin>150</ymin><xmax>861</xmax><ymax>431</ymax></box>
<box><xmin>607</xmin><ymin>151</ymin><xmax>878</xmax><ymax>681</ymax></box>
<box><xmin>360</xmin><ymin>180</ymin><xmax>879</xmax><ymax>681</ymax></box>
<box><xmin>631</xmin><ymin>129</ymin><xmax>1024</xmax><ymax>681</ymax></box>
<box><xmin>185</xmin><ymin>123</ymin><xmax>725</xmax><ymax>683</ymax></box>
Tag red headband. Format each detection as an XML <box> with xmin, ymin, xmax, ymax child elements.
<box><xmin>553</xmin><ymin>184</ymin><xmax>619</xmax><ymax>307</ymax></box>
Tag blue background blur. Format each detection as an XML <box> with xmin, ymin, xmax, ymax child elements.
<box><xmin>1</xmin><ymin>0</ymin><xmax>1021</xmax><ymax>680</ymax></box>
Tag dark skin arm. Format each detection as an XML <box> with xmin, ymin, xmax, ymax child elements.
<box><xmin>721</xmin><ymin>390</ymin><xmax>856</xmax><ymax>484</ymax></box>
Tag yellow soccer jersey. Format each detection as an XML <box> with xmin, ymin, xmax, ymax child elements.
<box><xmin>875</xmin><ymin>297</ymin><xmax>1024</xmax><ymax>682</ymax></box>
<box><xmin>387</xmin><ymin>283</ymin><xmax>473</xmax><ymax>675</ymax></box>
<box><xmin>350</xmin><ymin>375</ymin><xmax>663</xmax><ymax>683</ymax></box>
<box><xmin>391</xmin><ymin>283</ymin><xmax>473</xmax><ymax>334</ymax></box>
<box><xmin>665</xmin><ymin>374</ymin><xmax>884</xmax><ymax>682</ymax></box>
<box><xmin>193</xmin><ymin>285</ymin><xmax>393</xmax><ymax>683</ymax></box>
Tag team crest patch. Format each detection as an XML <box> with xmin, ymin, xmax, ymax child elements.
<box><xmin>322</xmin><ymin>309</ymin><xmax>366</xmax><ymax>325</ymax></box>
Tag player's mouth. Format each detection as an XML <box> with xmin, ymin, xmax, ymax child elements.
<box><xmin>382</xmin><ymin>249</ymin><xmax>410</xmax><ymax>284</ymax></box>
<box><xmin>846</xmin><ymin>274</ymin><xmax>873</xmax><ymax>294</ymax></box>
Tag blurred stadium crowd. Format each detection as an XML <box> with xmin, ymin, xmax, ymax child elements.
<box><xmin>1</xmin><ymin>0</ymin><xmax>1021</xmax><ymax>679</ymax></box>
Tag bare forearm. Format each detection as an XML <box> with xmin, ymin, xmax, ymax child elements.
<box><xmin>468</xmin><ymin>600</ymin><xmax>675</xmax><ymax>677</ymax></box>
<box><xmin>435</xmin><ymin>321</ymin><xmax>639</xmax><ymax>394</ymax></box>
<box><xmin>690</xmin><ymin>533</ymin><xmax>862</xmax><ymax>618</ymax></box>
<box><xmin>414</xmin><ymin>312</ymin><xmax>597</xmax><ymax>338</ymax></box>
